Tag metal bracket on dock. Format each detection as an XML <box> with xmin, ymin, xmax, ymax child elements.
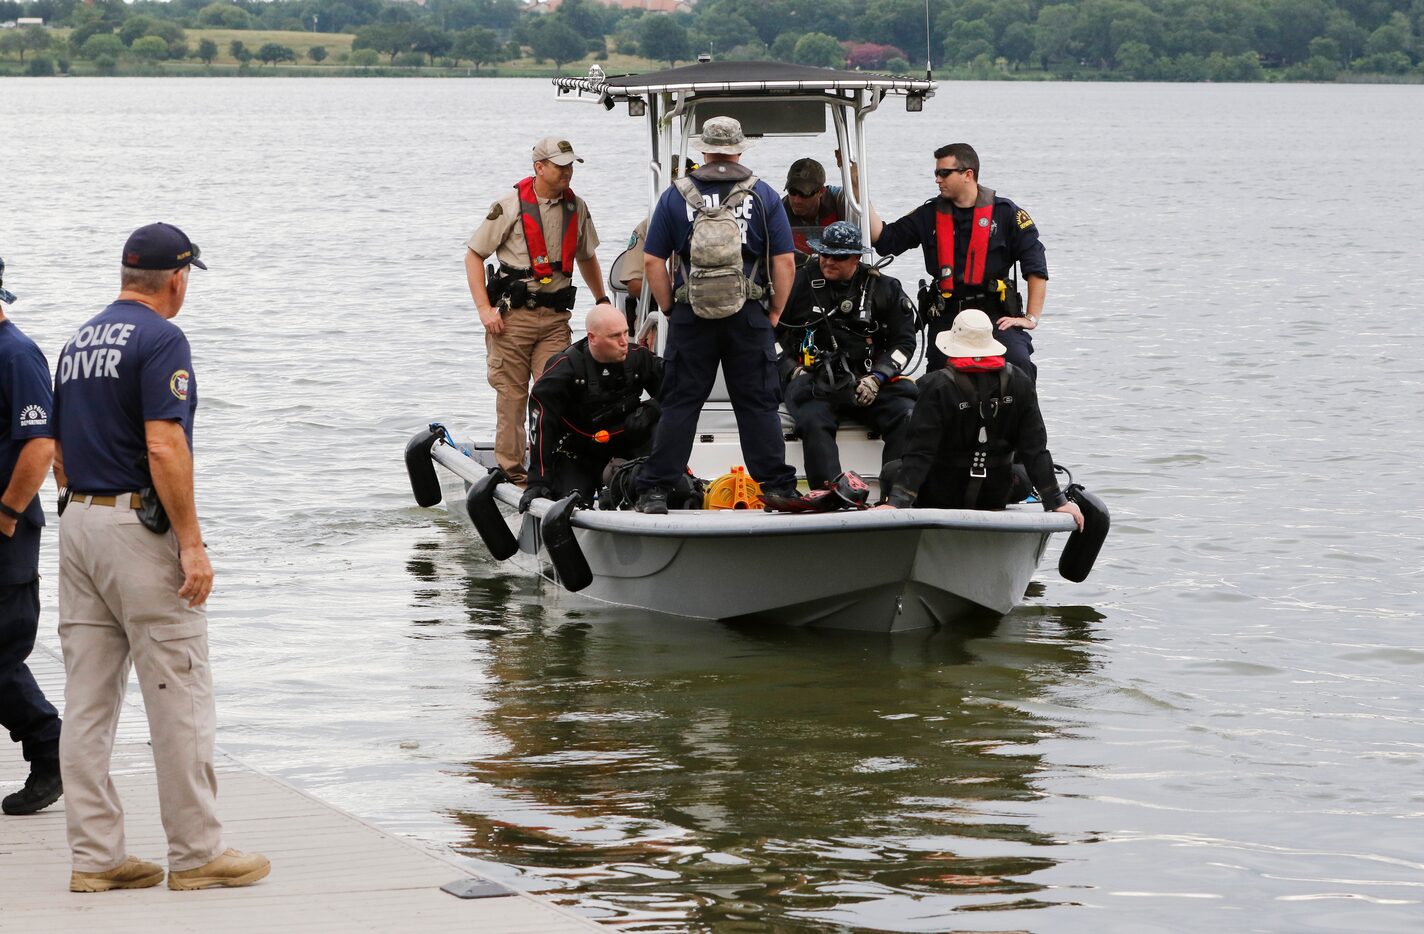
<box><xmin>440</xmin><ymin>877</ymin><xmax>517</xmax><ymax>899</ymax></box>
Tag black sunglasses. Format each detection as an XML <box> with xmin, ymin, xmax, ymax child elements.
<box><xmin>935</xmin><ymin>167</ymin><xmax>971</xmax><ymax>178</ymax></box>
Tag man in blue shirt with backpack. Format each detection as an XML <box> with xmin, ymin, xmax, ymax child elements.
<box><xmin>634</xmin><ymin>116</ymin><xmax>799</xmax><ymax>513</ymax></box>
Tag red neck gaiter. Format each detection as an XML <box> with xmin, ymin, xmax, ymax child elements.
<box><xmin>948</xmin><ymin>356</ymin><xmax>1005</xmax><ymax>373</ymax></box>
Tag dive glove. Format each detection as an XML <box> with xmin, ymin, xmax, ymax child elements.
<box><xmin>854</xmin><ymin>375</ymin><xmax>880</xmax><ymax>406</ymax></box>
<box><xmin>518</xmin><ymin>485</ymin><xmax>554</xmax><ymax>513</ymax></box>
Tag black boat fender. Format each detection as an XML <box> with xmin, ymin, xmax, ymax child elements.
<box><xmin>405</xmin><ymin>425</ymin><xmax>445</xmax><ymax>507</ymax></box>
<box><xmin>466</xmin><ymin>469</ymin><xmax>519</xmax><ymax>560</ymax></box>
<box><xmin>541</xmin><ymin>493</ymin><xmax>593</xmax><ymax>592</ymax></box>
<box><xmin>1058</xmin><ymin>485</ymin><xmax>1110</xmax><ymax>583</ymax></box>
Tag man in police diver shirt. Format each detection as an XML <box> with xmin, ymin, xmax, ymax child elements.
<box><xmin>52</xmin><ymin>223</ymin><xmax>268</xmax><ymax>893</ymax></box>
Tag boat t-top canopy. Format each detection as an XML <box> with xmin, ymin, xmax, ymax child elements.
<box><xmin>554</xmin><ymin>60</ymin><xmax>934</xmax><ymax>103</ymax></box>
<box><xmin>555</xmin><ymin>60</ymin><xmax>937</xmax><ymax>344</ymax></box>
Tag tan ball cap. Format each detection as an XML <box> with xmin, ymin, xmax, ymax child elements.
<box><xmin>533</xmin><ymin>136</ymin><xmax>583</xmax><ymax>166</ymax></box>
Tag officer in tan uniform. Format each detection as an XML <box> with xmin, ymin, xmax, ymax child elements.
<box><xmin>464</xmin><ymin>136</ymin><xmax>610</xmax><ymax>485</ymax></box>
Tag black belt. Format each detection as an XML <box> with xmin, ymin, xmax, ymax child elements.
<box><xmin>498</xmin><ymin>262</ymin><xmax>566</xmax><ymax>279</ymax></box>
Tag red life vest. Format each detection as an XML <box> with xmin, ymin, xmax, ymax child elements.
<box><xmin>516</xmin><ymin>177</ymin><xmax>578</xmax><ymax>283</ymax></box>
<box><xmin>785</xmin><ymin>196</ymin><xmax>842</xmax><ymax>254</ymax></box>
<box><xmin>935</xmin><ymin>199</ymin><xmax>993</xmax><ymax>296</ymax></box>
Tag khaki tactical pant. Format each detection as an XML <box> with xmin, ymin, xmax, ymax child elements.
<box><xmin>485</xmin><ymin>304</ymin><xmax>572</xmax><ymax>483</ymax></box>
<box><xmin>57</xmin><ymin>497</ymin><xmax>223</xmax><ymax>873</ymax></box>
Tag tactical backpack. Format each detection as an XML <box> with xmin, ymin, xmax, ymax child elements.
<box><xmin>672</xmin><ymin>176</ymin><xmax>766</xmax><ymax>319</ymax></box>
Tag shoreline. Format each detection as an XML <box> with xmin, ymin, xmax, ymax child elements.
<box><xmin>4</xmin><ymin>65</ymin><xmax>1423</xmax><ymax>84</ymax></box>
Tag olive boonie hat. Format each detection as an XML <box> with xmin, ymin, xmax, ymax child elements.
<box><xmin>806</xmin><ymin>221</ymin><xmax>868</xmax><ymax>257</ymax></box>
<box><xmin>935</xmin><ymin>308</ymin><xmax>1006</xmax><ymax>359</ymax></box>
<box><xmin>532</xmin><ymin>136</ymin><xmax>583</xmax><ymax>166</ymax></box>
<box><xmin>0</xmin><ymin>256</ymin><xmax>15</xmax><ymax>304</ymax></box>
<box><xmin>122</xmin><ymin>223</ymin><xmax>207</xmax><ymax>271</ymax></box>
<box><xmin>785</xmin><ymin>157</ymin><xmax>826</xmax><ymax>196</ymax></box>
<box><xmin>691</xmin><ymin>116</ymin><xmax>753</xmax><ymax>155</ymax></box>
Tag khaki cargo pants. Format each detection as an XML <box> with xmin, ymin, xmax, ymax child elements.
<box><xmin>57</xmin><ymin>496</ymin><xmax>223</xmax><ymax>873</ymax></box>
<box><xmin>486</xmin><ymin>304</ymin><xmax>571</xmax><ymax>483</ymax></box>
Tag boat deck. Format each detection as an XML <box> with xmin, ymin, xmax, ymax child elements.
<box><xmin>0</xmin><ymin>646</ymin><xmax>601</xmax><ymax>932</ymax></box>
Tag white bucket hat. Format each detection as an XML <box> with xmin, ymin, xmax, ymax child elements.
<box><xmin>691</xmin><ymin>116</ymin><xmax>753</xmax><ymax>154</ymax></box>
<box><xmin>934</xmin><ymin>309</ymin><xmax>1006</xmax><ymax>359</ymax></box>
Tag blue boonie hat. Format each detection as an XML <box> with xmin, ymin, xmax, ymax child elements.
<box><xmin>0</xmin><ymin>256</ymin><xmax>14</xmax><ymax>304</ymax></box>
<box><xmin>806</xmin><ymin>220</ymin><xmax>868</xmax><ymax>257</ymax></box>
<box><xmin>122</xmin><ymin>222</ymin><xmax>208</xmax><ymax>271</ymax></box>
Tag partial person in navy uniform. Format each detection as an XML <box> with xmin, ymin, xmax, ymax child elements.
<box><xmin>0</xmin><ymin>257</ymin><xmax>63</xmax><ymax>817</ymax></box>
<box><xmin>521</xmin><ymin>304</ymin><xmax>664</xmax><ymax>510</ymax></box>
<box><xmin>634</xmin><ymin>116</ymin><xmax>799</xmax><ymax>514</ymax></box>
<box><xmin>777</xmin><ymin>222</ymin><xmax>918</xmax><ymax>490</ymax></box>
<box><xmin>53</xmin><ymin>223</ymin><xmax>269</xmax><ymax>893</ymax></box>
<box><xmin>871</xmin><ymin>143</ymin><xmax>1048</xmax><ymax>378</ymax></box>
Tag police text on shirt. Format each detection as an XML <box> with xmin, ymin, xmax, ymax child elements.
<box><xmin>56</xmin><ymin>322</ymin><xmax>136</xmax><ymax>384</ymax></box>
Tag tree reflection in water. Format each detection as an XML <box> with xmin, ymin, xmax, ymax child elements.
<box><xmin>411</xmin><ymin>537</ymin><xmax>1106</xmax><ymax>931</ymax></box>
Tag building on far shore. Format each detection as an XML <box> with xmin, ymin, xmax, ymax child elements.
<box><xmin>2</xmin><ymin>17</ymin><xmax>47</xmax><ymax>28</ymax></box>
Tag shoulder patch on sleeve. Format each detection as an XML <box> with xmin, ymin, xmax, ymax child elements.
<box><xmin>486</xmin><ymin>202</ymin><xmax>503</xmax><ymax>221</ymax></box>
<box><xmin>627</xmin><ymin>230</ymin><xmax>640</xmax><ymax>249</ymax></box>
<box><xmin>1015</xmin><ymin>208</ymin><xmax>1034</xmax><ymax>230</ymax></box>
<box><xmin>19</xmin><ymin>404</ymin><xmax>47</xmax><ymax>427</ymax></box>
<box><xmin>169</xmin><ymin>369</ymin><xmax>191</xmax><ymax>401</ymax></box>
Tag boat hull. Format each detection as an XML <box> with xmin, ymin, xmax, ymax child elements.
<box><xmin>556</xmin><ymin>522</ymin><xmax>1049</xmax><ymax>633</ymax></box>
<box><xmin>430</xmin><ymin>438</ymin><xmax>1067</xmax><ymax>634</ymax></box>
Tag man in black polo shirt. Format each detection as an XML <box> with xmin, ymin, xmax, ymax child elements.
<box><xmin>872</xmin><ymin>142</ymin><xmax>1048</xmax><ymax>378</ymax></box>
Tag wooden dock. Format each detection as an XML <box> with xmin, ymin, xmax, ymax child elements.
<box><xmin>0</xmin><ymin>647</ymin><xmax>601</xmax><ymax>932</ymax></box>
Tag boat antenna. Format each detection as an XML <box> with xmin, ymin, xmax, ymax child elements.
<box><xmin>923</xmin><ymin>0</ymin><xmax>933</xmax><ymax>80</ymax></box>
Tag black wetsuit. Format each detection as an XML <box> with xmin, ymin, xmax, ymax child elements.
<box><xmin>885</xmin><ymin>363</ymin><xmax>1066</xmax><ymax>511</ymax></box>
<box><xmin>528</xmin><ymin>339</ymin><xmax>663</xmax><ymax>502</ymax></box>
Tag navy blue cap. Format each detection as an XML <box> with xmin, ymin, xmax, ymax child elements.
<box><xmin>0</xmin><ymin>256</ymin><xmax>14</xmax><ymax>304</ymax></box>
<box><xmin>806</xmin><ymin>220</ymin><xmax>868</xmax><ymax>257</ymax></box>
<box><xmin>122</xmin><ymin>222</ymin><xmax>207</xmax><ymax>271</ymax></box>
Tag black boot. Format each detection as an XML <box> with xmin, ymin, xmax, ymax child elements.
<box><xmin>2</xmin><ymin>757</ymin><xmax>62</xmax><ymax>815</ymax></box>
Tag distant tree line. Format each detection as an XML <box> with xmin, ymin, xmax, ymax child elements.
<box><xmin>2</xmin><ymin>0</ymin><xmax>1421</xmax><ymax>80</ymax></box>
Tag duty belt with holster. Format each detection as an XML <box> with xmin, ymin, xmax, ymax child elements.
<box><xmin>916</xmin><ymin>278</ymin><xmax>1022</xmax><ymax>325</ymax></box>
<box><xmin>65</xmin><ymin>488</ymin><xmax>170</xmax><ymax>534</ymax></box>
<box><xmin>487</xmin><ymin>262</ymin><xmax>577</xmax><ymax>313</ymax></box>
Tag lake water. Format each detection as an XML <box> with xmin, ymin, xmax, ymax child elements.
<box><xmin>4</xmin><ymin>76</ymin><xmax>1422</xmax><ymax>932</ymax></box>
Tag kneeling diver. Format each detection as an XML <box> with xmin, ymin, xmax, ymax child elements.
<box><xmin>521</xmin><ymin>305</ymin><xmax>663</xmax><ymax>510</ymax></box>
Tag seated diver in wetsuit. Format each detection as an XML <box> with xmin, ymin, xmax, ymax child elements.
<box><xmin>876</xmin><ymin>310</ymin><xmax>1083</xmax><ymax>530</ymax></box>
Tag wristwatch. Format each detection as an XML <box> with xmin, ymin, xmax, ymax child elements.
<box><xmin>595</xmin><ymin>296</ymin><xmax>613</xmax><ymax>305</ymax></box>
<box><xmin>1026</xmin><ymin>313</ymin><xmax>1040</xmax><ymax>325</ymax></box>
<box><xmin>0</xmin><ymin>501</ymin><xmax>22</xmax><ymax>521</ymax></box>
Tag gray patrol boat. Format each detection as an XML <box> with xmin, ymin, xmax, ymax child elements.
<box><xmin>406</xmin><ymin>62</ymin><xmax>1107</xmax><ymax>634</ymax></box>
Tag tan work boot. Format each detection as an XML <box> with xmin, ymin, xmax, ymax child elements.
<box><xmin>167</xmin><ymin>848</ymin><xmax>271</xmax><ymax>891</ymax></box>
<box><xmin>70</xmin><ymin>856</ymin><xmax>165</xmax><ymax>893</ymax></box>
